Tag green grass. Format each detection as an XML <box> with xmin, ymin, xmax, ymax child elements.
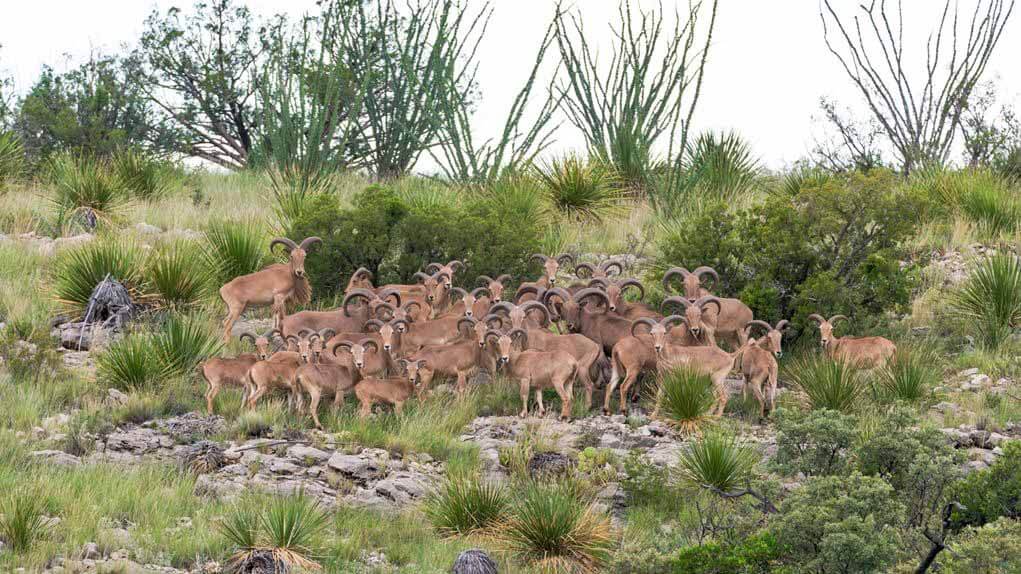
<box><xmin>424</xmin><ymin>476</ymin><xmax>510</xmax><ymax>538</ymax></box>
<box><xmin>655</xmin><ymin>367</ymin><xmax>716</xmax><ymax>433</ymax></box>
<box><xmin>952</xmin><ymin>253</ymin><xmax>1021</xmax><ymax>350</ymax></box>
<box><xmin>220</xmin><ymin>493</ymin><xmax>330</xmax><ymax>572</ymax></box>
<box><xmin>151</xmin><ymin>313</ymin><xmax>222</xmax><ymax>378</ymax></box>
<box><xmin>785</xmin><ymin>355</ymin><xmax>866</xmax><ymax>413</ymax></box>
<box><xmin>96</xmin><ymin>332</ymin><xmax>163</xmax><ymax>391</ymax></box>
<box><xmin>0</xmin><ymin>490</ymin><xmax>51</xmax><ymax>553</ymax></box>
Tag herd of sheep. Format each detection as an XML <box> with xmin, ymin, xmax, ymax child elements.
<box><xmin>201</xmin><ymin>236</ymin><xmax>897</xmax><ymax>428</ymax></box>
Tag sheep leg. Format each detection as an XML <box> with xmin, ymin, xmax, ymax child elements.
<box><xmin>394</xmin><ymin>400</ymin><xmax>405</xmax><ymax>415</ymax></box>
<box><xmin>418</xmin><ymin>369</ymin><xmax>434</xmax><ymax>399</ymax></box>
<box><xmin>535</xmin><ymin>385</ymin><xmax>546</xmax><ymax>417</ymax></box>
<box><xmin>749</xmin><ymin>377</ymin><xmax>766</xmax><ymax>420</ymax></box>
<box><xmin>712</xmin><ymin>372</ymin><xmax>729</xmax><ymax>417</ymax></box>
<box><xmin>619</xmin><ymin>368</ymin><xmax>640</xmax><ymax>415</ymax></box>
<box><xmin>603</xmin><ymin>361</ymin><xmax>621</xmax><ymax>415</ymax></box>
<box><xmin>271</xmin><ymin>293</ymin><xmax>288</xmax><ymax>330</ymax></box>
<box><xmin>247</xmin><ymin>385</ymin><xmax>267</xmax><ymax>410</ymax></box>
<box><xmin>518</xmin><ymin>379</ymin><xmax>530</xmax><ymax>418</ymax></box>
<box><xmin>221</xmin><ymin>302</ymin><xmax>244</xmax><ymax>344</ymax></box>
<box><xmin>557</xmin><ymin>379</ymin><xmax>572</xmax><ymax>421</ymax></box>
<box><xmin>456</xmin><ymin>371</ymin><xmax>467</xmax><ymax>396</ymax></box>
<box><xmin>204</xmin><ymin>379</ymin><xmax>219</xmax><ymax>415</ymax></box>
<box><xmin>308</xmin><ymin>388</ymin><xmax>323</xmax><ymax>430</ymax></box>
<box><xmin>767</xmin><ymin>367</ymin><xmax>778</xmax><ymax>415</ymax></box>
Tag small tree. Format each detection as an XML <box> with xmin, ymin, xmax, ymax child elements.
<box><xmin>821</xmin><ymin>0</ymin><xmax>1016</xmax><ymax>174</ymax></box>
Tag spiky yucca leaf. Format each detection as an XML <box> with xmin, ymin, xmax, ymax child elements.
<box><xmin>0</xmin><ymin>131</ymin><xmax>25</xmax><ymax>188</ymax></box>
<box><xmin>202</xmin><ymin>219</ymin><xmax>271</xmax><ymax>286</ymax></box>
<box><xmin>655</xmin><ymin>367</ymin><xmax>716</xmax><ymax>433</ymax></box>
<box><xmin>677</xmin><ymin>430</ymin><xmax>760</xmax><ymax>493</ymax></box>
<box><xmin>112</xmin><ymin>148</ymin><xmax>176</xmax><ymax>202</ymax></box>
<box><xmin>47</xmin><ymin>152</ymin><xmax>127</xmax><ymax>225</ymax></box>
<box><xmin>534</xmin><ymin>155</ymin><xmax>627</xmax><ymax>222</ymax></box>
<box><xmin>785</xmin><ymin>355</ymin><xmax>865</xmax><ymax>413</ymax></box>
<box><xmin>877</xmin><ymin>348</ymin><xmax>938</xmax><ymax>403</ymax></box>
<box><xmin>51</xmin><ymin>239</ymin><xmax>147</xmax><ymax>314</ymax></box>
<box><xmin>150</xmin><ymin>242</ymin><xmax>211</xmax><ymax>308</ymax></box>
<box><xmin>152</xmin><ymin>314</ymin><xmax>222</xmax><ymax>378</ymax></box>
<box><xmin>952</xmin><ymin>253</ymin><xmax>1021</xmax><ymax>349</ymax></box>
<box><xmin>425</xmin><ymin>476</ymin><xmax>510</xmax><ymax>538</ymax></box>
<box><xmin>0</xmin><ymin>492</ymin><xmax>50</xmax><ymax>552</ymax></box>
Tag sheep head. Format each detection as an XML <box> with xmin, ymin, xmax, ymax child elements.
<box><xmin>663</xmin><ymin>295</ymin><xmax>720</xmax><ymax>339</ymax></box>
<box><xmin>542</xmin><ymin>287</ymin><xmax>607</xmax><ymax>332</ymax></box>
<box><xmin>745</xmin><ymin>320</ymin><xmax>789</xmax><ymax>358</ymax></box>
<box><xmin>477</xmin><ymin>274</ymin><xmax>512</xmax><ymax>303</ymax></box>
<box><xmin>663</xmin><ymin>265</ymin><xmax>719</xmax><ymax>300</ymax></box>
<box><xmin>485</xmin><ymin>328</ymin><xmax>527</xmax><ymax>366</ymax></box>
<box><xmin>345</xmin><ymin>267</ymin><xmax>375</xmax><ymax>293</ymax></box>
<box><xmin>605</xmin><ymin>279</ymin><xmax>645</xmax><ymax>312</ymax></box>
<box><xmin>397</xmin><ymin>358</ymin><xmax>427</xmax><ymax>386</ymax></box>
<box><xmin>631</xmin><ymin>315</ymin><xmax>687</xmax><ymax>353</ymax></box>
<box><xmin>425</xmin><ymin>261</ymin><xmax>464</xmax><ymax>287</ymax></box>
<box><xmin>270</xmin><ymin>237</ymin><xmax>322</xmax><ymax>279</ymax></box>
<box><xmin>809</xmin><ymin>314</ymin><xmax>846</xmax><ymax>349</ymax></box>
<box><xmin>333</xmin><ymin>338</ymin><xmax>379</xmax><ymax>370</ymax></box>
<box><xmin>531</xmin><ymin>253</ymin><xmax>574</xmax><ymax>287</ymax></box>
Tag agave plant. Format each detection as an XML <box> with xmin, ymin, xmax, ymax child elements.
<box><xmin>202</xmin><ymin>219</ymin><xmax>271</xmax><ymax>286</ymax></box>
<box><xmin>785</xmin><ymin>354</ymin><xmax>866</xmax><ymax>413</ymax></box>
<box><xmin>112</xmin><ymin>148</ymin><xmax>177</xmax><ymax>202</ymax></box>
<box><xmin>47</xmin><ymin>152</ymin><xmax>128</xmax><ymax>227</ymax></box>
<box><xmin>677</xmin><ymin>430</ymin><xmax>760</xmax><ymax>493</ymax></box>
<box><xmin>424</xmin><ymin>476</ymin><xmax>510</xmax><ymax>538</ymax></box>
<box><xmin>497</xmin><ymin>481</ymin><xmax>613</xmax><ymax>573</ymax></box>
<box><xmin>654</xmin><ymin>367</ymin><xmax>716</xmax><ymax>433</ymax></box>
<box><xmin>534</xmin><ymin>155</ymin><xmax>627</xmax><ymax>222</ymax></box>
<box><xmin>951</xmin><ymin>253</ymin><xmax>1021</xmax><ymax>349</ymax></box>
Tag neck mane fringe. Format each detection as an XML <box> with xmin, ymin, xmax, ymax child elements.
<box><xmin>290</xmin><ymin>273</ymin><xmax>312</xmax><ymax>308</ymax></box>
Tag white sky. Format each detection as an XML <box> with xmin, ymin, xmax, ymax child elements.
<box><xmin>2</xmin><ymin>0</ymin><xmax>1019</xmax><ymax>170</ymax></box>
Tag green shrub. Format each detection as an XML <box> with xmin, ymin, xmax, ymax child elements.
<box><xmin>677</xmin><ymin>430</ymin><xmax>760</xmax><ymax>493</ymax></box>
<box><xmin>47</xmin><ymin>152</ymin><xmax>127</xmax><ymax>225</ymax></box>
<box><xmin>534</xmin><ymin>154</ymin><xmax>626</xmax><ymax>222</ymax></box>
<box><xmin>771</xmin><ymin>408</ymin><xmax>856</xmax><ymax>478</ymax></box>
<box><xmin>654</xmin><ymin>367</ymin><xmax>716</xmax><ymax>433</ymax></box>
<box><xmin>958</xmin><ymin>174</ymin><xmax>1021</xmax><ymax>235</ymax></box>
<box><xmin>681</xmin><ymin>130</ymin><xmax>760</xmax><ymax>204</ymax></box>
<box><xmin>149</xmin><ymin>241</ymin><xmax>211</xmax><ymax>308</ymax></box>
<box><xmin>951</xmin><ymin>253</ymin><xmax>1021</xmax><ymax>350</ymax></box>
<box><xmin>951</xmin><ymin>441</ymin><xmax>1021</xmax><ymax>529</ymax></box>
<box><xmin>424</xmin><ymin>476</ymin><xmax>510</xmax><ymax>537</ymax></box>
<box><xmin>785</xmin><ymin>355</ymin><xmax>866</xmax><ymax>412</ymax></box>
<box><xmin>770</xmin><ymin>472</ymin><xmax>904</xmax><ymax>574</ymax></box>
<box><xmin>0</xmin><ymin>131</ymin><xmax>25</xmax><ymax>188</ymax></box>
<box><xmin>51</xmin><ymin>239</ymin><xmax>147</xmax><ymax>315</ymax></box>
<box><xmin>202</xmin><ymin>219</ymin><xmax>271</xmax><ymax>287</ymax></box>
<box><xmin>669</xmin><ymin>532</ymin><xmax>781</xmax><ymax>574</ymax></box>
<box><xmin>112</xmin><ymin>148</ymin><xmax>177</xmax><ymax>202</ymax></box>
<box><xmin>938</xmin><ymin>517</ymin><xmax>1021</xmax><ymax>573</ymax></box>
<box><xmin>96</xmin><ymin>332</ymin><xmax>162</xmax><ymax>391</ymax></box>
<box><xmin>655</xmin><ymin>169</ymin><xmax>921</xmax><ymax>329</ymax></box>
<box><xmin>876</xmin><ymin>347</ymin><xmax>938</xmax><ymax>403</ymax></box>
<box><xmin>497</xmin><ymin>481</ymin><xmax>614</xmax><ymax>573</ymax></box>
<box><xmin>0</xmin><ymin>491</ymin><xmax>50</xmax><ymax>553</ymax></box>
<box><xmin>151</xmin><ymin>314</ymin><xmax>221</xmax><ymax>378</ymax></box>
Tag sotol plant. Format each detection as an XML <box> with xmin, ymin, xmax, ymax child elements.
<box><xmin>655</xmin><ymin>367</ymin><xmax>716</xmax><ymax>433</ymax></box>
<box><xmin>677</xmin><ymin>430</ymin><xmax>760</xmax><ymax>493</ymax></box>
<box><xmin>424</xmin><ymin>476</ymin><xmax>510</xmax><ymax>538</ymax></box>
<box><xmin>951</xmin><ymin>253</ymin><xmax>1021</xmax><ymax>349</ymax></box>
<box><xmin>785</xmin><ymin>355</ymin><xmax>866</xmax><ymax>413</ymax></box>
<box><xmin>202</xmin><ymin>219</ymin><xmax>270</xmax><ymax>286</ymax></box>
<box><xmin>219</xmin><ymin>493</ymin><xmax>330</xmax><ymax>572</ymax></box>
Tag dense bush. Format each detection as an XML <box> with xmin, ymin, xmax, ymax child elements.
<box><xmin>951</xmin><ymin>440</ymin><xmax>1021</xmax><ymax>528</ymax></box>
<box><xmin>669</xmin><ymin>532</ymin><xmax>781</xmax><ymax>574</ymax></box>
<box><xmin>770</xmin><ymin>472</ymin><xmax>904</xmax><ymax>574</ymax></box>
<box><xmin>771</xmin><ymin>408</ymin><xmax>856</xmax><ymax>478</ymax></box>
<box><xmin>656</xmin><ymin>169</ymin><xmax>922</xmax><ymax>329</ymax></box>
<box><xmin>937</xmin><ymin>517</ymin><xmax>1021</xmax><ymax>573</ymax></box>
<box><xmin>287</xmin><ymin>185</ymin><xmax>543</xmax><ymax>302</ymax></box>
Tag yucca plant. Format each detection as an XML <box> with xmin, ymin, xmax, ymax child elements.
<box><xmin>951</xmin><ymin>253</ymin><xmax>1021</xmax><ymax>349</ymax></box>
<box><xmin>0</xmin><ymin>492</ymin><xmax>50</xmax><ymax>553</ymax></box>
<box><xmin>47</xmin><ymin>152</ymin><xmax>127</xmax><ymax>226</ymax></box>
<box><xmin>220</xmin><ymin>494</ymin><xmax>329</xmax><ymax>573</ymax></box>
<box><xmin>876</xmin><ymin>348</ymin><xmax>939</xmax><ymax>403</ymax></box>
<box><xmin>202</xmin><ymin>219</ymin><xmax>271</xmax><ymax>286</ymax></box>
<box><xmin>677</xmin><ymin>430</ymin><xmax>760</xmax><ymax>493</ymax></box>
<box><xmin>112</xmin><ymin>148</ymin><xmax>177</xmax><ymax>202</ymax></box>
<box><xmin>682</xmin><ymin>131</ymin><xmax>760</xmax><ymax>204</ymax></box>
<box><xmin>534</xmin><ymin>155</ymin><xmax>626</xmax><ymax>222</ymax></box>
<box><xmin>785</xmin><ymin>355</ymin><xmax>866</xmax><ymax>413</ymax></box>
<box><xmin>149</xmin><ymin>242</ymin><xmax>211</xmax><ymax>308</ymax></box>
<box><xmin>424</xmin><ymin>476</ymin><xmax>510</xmax><ymax>538</ymax></box>
<box><xmin>0</xmin><ymin>131</ymin><xmax>25</xmax><ymax>188</ymax></box>
<box><xmin>654</xmin><ymin>367</ymin><xmax>716</xmax><ymax>433</ymax></box>
<box><xmin>51</xmin><ymin>239</ymin><xmax>147</xmax><ymax>315</ymax></box>
<box><xmin>151</xmin><ymin>314</ymin><xmax>221</xmax><ymax>379</ymax></box>
<box><xmin>498</xmin><ymin>481</ymin><xmax>614</xmax><ymax>573</ymax></box>
<box><xmin>96</xmin><ymin>333</ymin><xmax>162</xmax><ymax>391</ymax></box>
<box><xmin>958</xmin><ymin>176</ymin><xmax>1020</xmax><ymax>236</ymax></box>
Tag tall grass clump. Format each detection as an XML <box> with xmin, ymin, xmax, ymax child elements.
<box><xmin>682</xmin><ymin>130</ymin><xmax>760</xmax><ymax>203</ymax></box>
<box><xmin>47</xmin><ymin>152</ymin><xmax>127</xmax><ymax>226</ymax></box>
<box><xmin>655</xmin><ymin>367</ymin><xmax>716</xmax><ymax>433</ymax></box>
<box><xmin>219</xmin><ymin>493</ymin><xmax>329</xmax><ymax>573</ymax></box>
<box><xmin>677</xmin><ymin>430</ymin><xmax>760</xmax><ymax>493</ymax></box>
<box><xmin>498</xmin><ymin>481</ymin><xmax>614</xmax><ymax>573</ymax></box>
<box><xmin>149</xmin><ymin>241</ymin><xmax>211</xmax><ymax>308</ymax></box>
<box><xmin>96</xmin><ymin>333</ymin><xmax>161</xmax><ymax>391</ymax></box>
<box><xmin>0</xmin><ymin>491</ymin><xmax>50</xmax><ymax>553</ymax></box>
<box><xmin>112</xmin><ymin>148</ymin><xmax>177</xmax><ymax>202</ymax></box>
<box><xmin>876</xmin><ymin>347</ymin><xmax>939</xmax><ymax>403</ymax></box>
<box><xmin>51</xmin><ymin>239</ymin><xmax>147</xmax><ymax>315</ymax></box>
<box><xmin>151</xmin><ymin>314</ymin><xmax>221</xmax><ymax>378</ymax></box>
<box><xmin>534</xmin><ymin>155</ymin><xmax>626</xmax><ymax>222</ymax></box>
<box><xmin>785</xmin><ymin>355</ymin><xmax>865</xmax><ymax>413</ymax></box>
<box><xmin>957</xmin><ymin>175</ymin><xmax>1021</xmax><ymax>236</ymax></box>
<box><xmin>425</xmin><ymin>476</ymin><xmax>510</xmax><ymax>538</ymax></box>
<box><xmin>951</xmin><ymin>253</ymin><xmax>1021</xmax><ymax>350</ymax></box>
<box><xmin>0</xmin><ymin>131</ymin><xmax>25</xmax><ymax>188</ymax></box>
<box><xmin>202</xmin><ymin>219</ymin><xmax>271</xmax><ymax>286</ymax></box>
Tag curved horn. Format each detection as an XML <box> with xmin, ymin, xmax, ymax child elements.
<box><xmin>298</xmin><ymin>236</ymin><xmax>322</xmax><ymax>251</ymax></box>
<box><xmin>619</xmin><ymin>279</ymin><xmax>645</xmax><ymax>300</ymax></box>
<box><xmin>574</xmin><ymin>287</ymin><xmax>610</xmax><ymax>308</ymax></box>
<box><xmin>807</xmin><ymin>313</ymin><xmax>826</xmax><ymax>324</ymax></box>
<box><xmin>457</xmin><ymin>317</ymin><xmax>477</xmax><ymax>335</ymax></box>
<box><xmin>489</xmin><ymin>301</ymin><xmax>516</xmax><ymax>316</ymax></box>
<box><xmin>353</xmin><ymin>267</ymin><xmax>374</xmax><ymax>280</ymax></box>
<box><xmin>476</xmin><ymin>275</ymin><xmax>494</xmax><ymax>287</ymax></box>
<box><xmin>514</xmin><ymin>284</ymin><xmax>541</xmax><ymax>303</ymax></box>
<box><xmin>662</xmin><ymin>267</ymin><xmax>691</xmax><ymax>292</ymax></box>
<box><xmin>541</xmin><ymin>287</ymin><xmax>572</xmax><ymax>308</ymax></box>
<box><xmin>374</xmin><ymin>302</ymin><xmax>396</xmax><ymax>319</ymax></box>
<box><xmin>693</xmin><ymin>266</ymin><xmax>720</xmax><ymax>284</ymax></box>
<box><xmin>332</xmin><ymin>341</ymin><xmax>354</xmax><ymax>357</ymax></box>
<box><xmin>556</xmin><ymin>253</ymin><xmax>575</xmax><ymax>265</ymax></box>
<box><xmin>509</xmin><ymin>328</ymin><xmax>529</xmax><ymax>347</ymax></box>
<box><xmin>285</xmin><ymin>335</ymin><xmax>300</xmax><ymax>344</ymax></box>
<box><xmin>448</xmin><ymin>260</ymin><xmax>464</xmax><ymax>271</ymax></box>
<box><xmin>482</xmin><ymin>313</ymin><xmax>507</xmax><ymax>329</ymax></box>
<box><xmin>694</xmin><ymin>296</ymin><xmax>722</xmax><ymax>315</ymax></box>
<box><xmin>363</xmin><ymin>319</ymin><xmax>385</xmax><ymax>332</ymax></box>
<box><xmin>662</xmin><ymin>314</ymin><xmax>689</xmax><ymax>332</ymax></box>
<box><xmin>587</xmin><ymin>277</ymin><xmax>610</xmax><ymax>290</ymax></box>
<box><xmin>519</xmin><ymin>301</ymin><xmax>550</xmax><ymax>326</ymax></box>
<box><xmin>377</xmin><ymin>288</ymin><xmax>402</xmax><ymax>307</ymax></box>
<box><xmin>630</xmin><ymin>317</ymin><xmax>658</xmax><ymax>336</ymax></box>
<box><xmin>829</xmin><ymin>315</ymin><xmax>849</xmax><ymax>325</ymax></box>
<box><xmin>318</xmin><ymin>328</ymin><xmax>336</xmax><ymax>340</ymax></box>
<box><xmin>267</xmin><ymin>329</ymin><xmax>284</xmax><ymax>341</ymax></box>
<box><xmin>342</xmin><ymin>289</ymin><xmax>375</xmax><ymax>315</ymax></box>
<box><xmin>412</xmin><ymin>271</ymin><xmax>431</xmax><ymax>284</ymax></box>
<box><xmin>530</xmin><ymin>254</ymin><xmax>550</xmax><ymax>264</ymax></box>
<box><xmin>600</xmin><ymin>260</ymin><xmax>624</xmax><ymax>276</ymax></box>
<box><xmin>449</xmin><ymin>287</ymin><xmax>468</xmax><ymax>302</ymax></box>
<box><xmin>391</xmin><ymin>318</ymin><xmax>410</xmax><ymax>332</ymax></box>
<box><xmin>238</xmin><ymin>332</ymin><xmax>257</xmax><ymax>345</ymax></box>
<box><xmin>484</xmin><ymin>329</ymin><xmax>503</xmax><ymax>346</ymax></box>
<box><xmin>298</xmin><ymin>328</ymin><xmax>314</xmax><ymax>338</ymax></box>
<box><xmin>359</xmin><ymin>338</ymin><xmax>379</xmax><ymax>353</ymax></box>
<box><xmin>574</xmin><ymin>262</ymin><xmax>597</xmax><ymax>278</ymax></box>
<box><xmin>470</xmin><ymin>286</ymin><xmax>491</xmax><ymax>299</ymax></box>
<box><xmin>776</xmin><ymin>320</ymin><xmax>790</xmax><ymax>331</ymax></box>
<box><xmin>745</xmin><ymin>320</ymin><xmax>773</xmax><ymax>336</ymax></box>
<box><xmin>269</xmin><ymin>237</ymin><xmax>298</xmax><ymax>253</ymax></box>
<box><xmin>402</xmin><ymin>300</ymin><xmax>422</xmax><ymax>313</ymax></box>
<box><xmin>425</xmin><ymin>262</ymin><xmax>443</xmax><ymax>274</ymax></box>
<box><xmin>662</xmin><ymin>295</ymin><xmax>692</xmax><ymax>312</ymax></box>
<box><xmin>496</xmin><ymin>274</ymin><xmax>512</xmax><ymax>285</ymax></box>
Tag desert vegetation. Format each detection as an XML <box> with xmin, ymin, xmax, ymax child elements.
<box><xmin>1</xmin><ymin>0</ymin><xmax>1021</xmax><ymax>573</ymax></box>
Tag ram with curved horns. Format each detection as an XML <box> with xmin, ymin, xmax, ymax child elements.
<box><xmin>279</xmin><ymin>287</ymin><xmax>402</xmax><ymax>344</ymax></box>
<box><xmin>662</xmin><ymin>266</ymin><xmax>753</xmax><ymax>349</ymax></box>
<box><xmin>740</xmin><ymin>320</ymin><xmax>789</xmax><ymax>418</ymax></box>
<box><xmin>574</xmin><ymin>258</ymin><xmax>624</xmax><ymax>280</ymax></box>
<box><xmin>604</xmin><ymin>315</ymin><xmax>688</xmax><ymax>415</ymax></box>
<box><xmin>808</xmin><ymin>314</ymin><xmax>896</xmax><ymax>369</ymax></box>
<box><xmin>515</xmin><ymin>253</ymin><xmax>575</xmax><ymax>302</ymax></box>
<box><xmin>484</xmin><ymin>328</ymin><xmax>579</xmax><ymax>420</ymax></box>
<box><xmin>541</xmin><ymin>287</ymin><xmax>634</xmax><ymax>354</ymax></box>
<box><xmin>476</xmin><ymin>274</ymin><xmax>513</xmax><ymax>303</ymax></box>
<box><xmin>589</xmin><ymin>277</ymin><xmax>660</xmax><ymax>321</ymax></box>
<box><xmin>218</xmin><ymin>236</ymin><xmax>322</xmax><ymax>343</ymax></box>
